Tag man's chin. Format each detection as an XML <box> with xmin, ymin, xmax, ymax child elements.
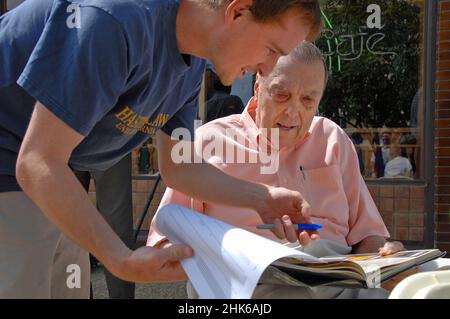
<box><xmin>219</xmin><ymin>76</ymin><xmax>234</xmax><ymax>86</ymax></box>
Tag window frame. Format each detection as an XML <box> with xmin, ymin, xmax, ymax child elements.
<box><xmin>423</xmin><ymin>0</ymin><xmax>438</xmax><ymax>249</ymax></box>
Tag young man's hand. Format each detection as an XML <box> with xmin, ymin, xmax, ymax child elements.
<box><xmin>257</xmin><ymin>186</ymin><xmax>320</xmax><ymax>244</ymax></box>
<box><xmin>114</xmin><ymin>245</ymin><xmax>193</xmax><ymax>283</ymax></box>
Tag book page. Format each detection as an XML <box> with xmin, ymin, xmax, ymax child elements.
<box><xmin>155</xmin><ymin>204</ymin><xmax>321</xmax><ymax>299</ymax></box>
<box><xmin>344</xmin><ymin>250</ymin><xmax>442</xmax><ymax>271</ymax></box>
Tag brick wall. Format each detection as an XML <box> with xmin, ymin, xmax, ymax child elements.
<box><xmin>435</xmin><ymin>0</ymin><xmax>450</xmax><ymax>253</ymax></box>
<box><xmin>368</xmin><ymin>184</ymin><xmax>425</xmax><ymax>242</ymax></box>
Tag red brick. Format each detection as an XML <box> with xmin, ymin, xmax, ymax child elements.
<box><xmin>135</xmin><ymin>180</ymin><xmax>145</xmax><ymax>193</ymax></box>
<box><xmin>436</xmin><ymin>147</ymin><xmax>450</xmax><ymax>156</ymax></box>
<box><xmin>381</xmin><ymin>211</ymin><xmax>393</xmax><ymax>227</ymax></box>
<box><xmin>441</xmin><ymin>1</ymin><xmax>450</xmax><ymax>11</ymax></box>
<box><xmin>436</xmin><ymin>91</ymin><xmax>450</xmax><ymax>100</ymax></box>
<box><xmin>438</xmin><ymin>61</ymin><xmax>450</xmax><ymax>71</ymax></box>
<box><xmin>380</xmin><ymin>186</ymin><xmax>394</xmax><ymax>198</ymax></box>
<box><xmin>437</xmin><ymin>224</ymin><xmax>450</xmax><ymax>232</ymax></box>
<box><xmin>134</xmin><ymin>204</ymin><xmax>146</xmax><ymax>217</ymax></box>
<box><xmin>436</xmin><ymin>166</ymin><xmax>450</xmax><ymax>175</ymax></box>
<box><xmin>410</xmin><ymin>214</ymin><xmax>424</xmax><ymax>227</ymax></box>
<box><xmin>136</xmin><ymin>217</ymin><xmax>150</xmax><ymax>231</ymax></box>
<box><xmin>435</xmin><ymin>157</ymin><xmax>450</xmax><ymax>166</ymax></box>
<box><xmin>132</xmin><ymin>192</ymin><xmax>147</xmax><ymax>206</ymax></box>
<box><xmin>436</xmin><ymin>195</ymin><xmax>450</xmax><ymax>204</ymax></box>
<box><xmin>435</xmin><ymin>130</ymin><xmax>450</xmax><ymax>138</ymax></box>
<box><xmin>440</xmin><ymin>20</ymin><xmax>450</xmax><ymax>31</ymax></box>
<box><xmin>436</xmin><ymin>119</ymin><xmax>450</xmax><ymax>129</ymax></box>
<box><xmin>410</xmin><ymin>187</ymin><xmax>425</xmax><ymax>199</ymax></box>
<box><xmin>409</xmin><ymin>228</ymin><xmax>424</xmax><ymax>241</ymax></box>
<box><xmin>435</xmin><ymin>176</ymin><xmax>450</xmax><ymax>185</ymax></box>
<box><xmin>373</xmin><ymin>197</ymin><xmax>380</xmax><ymax>208</ymax></box>
<box><xmin>368</xmin><ymin>186</ymin><xmax>380</xmax><ymax>201</ymax></box>
<box><xmin>152</xmin><ymin>193</ymin><xmax>164</xmax><ymax>204</ymax></box>
<box><xmin>436</xmin><ymin>204</ymin><xmax>450</xmax><ymax>213</ymax></box>
<box><xmin>410</xmin><ymin>198</ymin><xmax>424</xmax><ymax>212</ymax></box>
<box><xmin>437</xmin><ymin>233</ymin><xmax>450</xmax><ymax>242</ymax></box>
<box><xmin>395</xmin><ymin>227</ymin><xmax>409</xmax><ymax>241</ymax></box>
<box><xmin>436</xmin><ymin>243</ymin><xmax>450</xmax><ymax>252</ymax></box>
<box><xmin>436</xmin><ymin>185</ymin><xmax>450</xmax><ymax>195</ymax></box>
<box><xmin>436</xmin><ymin>213</ymin><xmax>450</xmax><ymax>223</ymax></box>
<box><xmin>438</xmin><ymin>70</ymin><xmax>450</xmax><ymax>80</ymax></box>
<box><xmin>395</xmin><ymin>198</ymin><xmax>410</xmax><ymax>212</ymax></box>
<box><xmin>395</xmin><ymin>214</ymin><xmax>409</xmax><ymax>227</ymax></box>
<box><xmin>440</xmin><ymin>41</ymin><xmax>450</xmax><ymax>52</ymax></box>
<box><xmin>436</xmin><ymin>99</ymin><xmax>450</xmax><ymax>109</ymax></box>
<box><xmin>436</xmin><ymin>110</ymin><xmax>450</xmax><ymax>119</ymax></box>
<box><xmin>380</xmin><ymin>198</ymin><xmax>394</xmax><ymax>212</ymax></box>
<box><xmin>441</xmin><ymin>10</ymin><xmax>450</xmax><ymax>21</ymax></box>
<box><xmin>439</xmin><ymin>51</ymin><xmax>450</xmax><ymax>60</ymax></box>
<box><xmin>394</xmin><ymin>186</ymin><xmax>410</xmax><ymax>198</ymax></box>
<box><xmin>157</xmin><ymin>182</ymin><xmax>167</xmax><ymax>192</ymax></box>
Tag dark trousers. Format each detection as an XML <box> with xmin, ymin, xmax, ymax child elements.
<box><xmin>74</xmin><ymin>153</ymin><xmax>135</xmax><ymax>299</ymax></box>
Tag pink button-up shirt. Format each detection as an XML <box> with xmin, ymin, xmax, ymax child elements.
<box><xmin>147</xmin><ymin>98</ymin><xmax>389</xmax><ymax>248</ymax></box>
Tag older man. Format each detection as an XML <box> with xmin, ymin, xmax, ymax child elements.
<box><xmin>148</xmin><ymin>42</ymin><xmax>406</xmax><ymax>298</ymax></box>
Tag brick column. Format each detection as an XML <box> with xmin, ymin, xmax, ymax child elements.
<box><xmin>435</xmin><ymin>1</ymin><xmax>450</xmax><ymax>253</ymax></box>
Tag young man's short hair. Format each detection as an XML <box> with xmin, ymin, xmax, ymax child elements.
<box><xmin>204</xmin><ymin>0</ymin><xmax>322</xmax><ymax>41</ymax></box>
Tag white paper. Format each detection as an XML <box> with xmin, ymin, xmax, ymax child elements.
<box><xmin>155</xmin><ymin>204</ymin><xmax>320</xmax><ymax>299</ymax></box>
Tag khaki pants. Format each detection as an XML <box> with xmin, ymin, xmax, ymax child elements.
<box><xmin>0</xmin><ymin>192</ymin><xmax>90</xmax><ymax>298</ymax></box>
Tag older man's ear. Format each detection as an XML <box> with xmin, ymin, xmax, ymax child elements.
<box><xmin>253</xmin><ymin>73</ymin><xmax>261</xmax><ymax>98</ymax></box>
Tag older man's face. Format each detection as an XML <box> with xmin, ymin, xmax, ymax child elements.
<box><xmin>254</xmin><ymin>56</ymin><xmax>326</xmax><ymax>149</ymax></box>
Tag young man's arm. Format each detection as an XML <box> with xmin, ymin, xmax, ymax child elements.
<box><xmin>16</xmin><ymin>102</ymin><xmax>192</xmax><ymax>283</ymax></box>
<box><xmin>156</xmin><ymin>130</ymin><xmax>314</xmax><ymax>243</ymax></box>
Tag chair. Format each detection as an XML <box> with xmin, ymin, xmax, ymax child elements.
<box><xmin>133</xmin><ymin>172</ymin><xmax>161</xmax><ymax>243</ymax></box>
<box><xmin>389</xmin><ymin>270</ymin><xmax>450</xmax><ymax>299</ymax></box>
<box><xmin>0</xmin><ymin>0</ymin><xmax>7</xmax><ymax>15</ymax></box>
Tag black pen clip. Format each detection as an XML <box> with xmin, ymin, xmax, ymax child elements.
<box><xmin>300</xmin><ymin>166</ymin><xmax>306</xmax><ymax>180</ymax></box>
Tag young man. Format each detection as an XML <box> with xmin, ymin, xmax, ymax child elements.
<box><xmin>0</xmin><ymin>0</ymin><xmax>321</xmax><ymax>298</ymax></box>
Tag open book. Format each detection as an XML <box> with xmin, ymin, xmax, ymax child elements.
<box><xmin>155</xmin><ymin>204</ymin><xmax>446</xmax><ymax>299</ymax></box>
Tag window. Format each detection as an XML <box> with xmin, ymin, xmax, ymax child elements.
<box><xmin>317</xmin><ymin>0</ymin><xmax>425</xmax><ymax>181</ymax></box>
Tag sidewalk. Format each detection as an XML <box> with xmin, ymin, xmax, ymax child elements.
<box><xmin>91</xmin><ymin>266</ymin><xmax>187</xmax><ymax>299</ymax></box>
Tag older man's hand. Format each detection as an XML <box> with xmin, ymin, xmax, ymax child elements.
<box><xmin>379</xmin><ymin>241</ymin><xmax>405</xmax><ymax>256</ymax></box>
<box><xmin>257</xmin><ymin>186</ymin><xmax>320</xmax><ymax>244</ymax></box>
<box><xmin>378</xmin><ymin>241</ymin><xmax>420</xmax><ymax>291</ymax></box>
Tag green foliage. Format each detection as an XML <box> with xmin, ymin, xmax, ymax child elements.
<box><xmin>317</xmin><ymin>0</ymin><xmax>421</xmax><ymax>128</ymax></box>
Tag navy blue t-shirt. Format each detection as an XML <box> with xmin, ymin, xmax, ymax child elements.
<box><xmin>0</xmin><ymin>0</ymin><xmax>205</xmax><ymax>192</ymax></box>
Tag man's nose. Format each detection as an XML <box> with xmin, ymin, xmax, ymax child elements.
<box><xmin>284</xmin><ymin>103</ymin><xmax>299</xmax><ymax>117</ymax></box>
<box><xmin>258</xmin><ymin>54</ymin><xmax>281</xmax><ymax>76</ymax></box>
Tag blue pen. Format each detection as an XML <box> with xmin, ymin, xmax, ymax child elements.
<box><xmin>256</xmin><ymin>224</ymin><xmax>323</xmax><ymax>231</ymax></box>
